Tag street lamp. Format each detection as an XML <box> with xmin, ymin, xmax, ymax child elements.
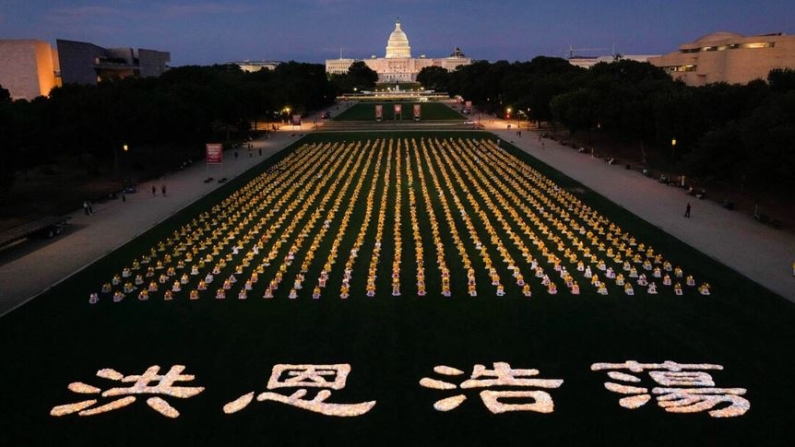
<box><xmin>121</xmin><ymin>144</ymin><xmax>130</xmax><ymax>190</ymax></box>
<box><xmin>671</xmin><ymin>138</ymin><xmax>677</xmax><ymax>162</ymax></box>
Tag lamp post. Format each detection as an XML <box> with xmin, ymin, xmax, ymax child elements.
<box><xmin>671</xmin><ymin>138</ymin><xmax>677</xmax><ymax>164</ymax></box>
<box><xmin>122</xmin><ymin>144</ymin><xmax>130</xmax><ymax>190</ymax></box>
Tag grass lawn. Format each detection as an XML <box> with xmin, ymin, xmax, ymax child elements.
<box><xmin>334</xmin><ymin>102</ymin><xmax>464</xmax><ymax>121</ymax></box>
<box><xmin>1</xmin><ymin>132</ymin><xmax>793</xmax><ymax>447</ymax></box>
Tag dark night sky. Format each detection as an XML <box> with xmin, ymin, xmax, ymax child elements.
<box><xmin>2</xmin><ymin>0</ymin><xmax>793</xmax><ymax>65</ymax></box>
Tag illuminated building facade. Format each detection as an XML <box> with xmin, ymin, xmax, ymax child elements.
<box><xmin>0</xmin><ymin>39</ymin><xmax>60</xmax><ymax>101</ymax></box>
<box><xmin>231</xmin><ymin>60</ymin><xmax>281</xmax><ymax>72</ymax></box>
<box><xmin>0</xmin><ymin>38</ymin><xmax>170</xmax><ymax>100</ymax></box>
<box><xmin>326</xmin><ymin>19</ymin><xmax>472</xmax><ymax>83</ymax></box>
<box><xmin>648</xmin><ymin>32</ymin><xmax>795</xmax><ymax>86</ymax></box>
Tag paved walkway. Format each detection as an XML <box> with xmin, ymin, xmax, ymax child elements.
<box><xmin>1</xmin><ymin>105</ymin><xmax>793</xmax><ymax>317</ymax></box>
<box><xmin>481</xmin><ymin>120</ymin><xmax>795</xmax><ymax>302</ymax></box>
<box><xmin>0</xmin><ymin>130</ymin><xmax>306</xmax><ymax>316</ymax></box>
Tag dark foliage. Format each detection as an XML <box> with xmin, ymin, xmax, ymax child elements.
<box><xmin>0</xmin><ymin>64</ymin><xmax>334</xmax><ymax>196</ymax></box>
<box><xmin>446</xmin><ymin>58</ymin><xmax>795</xmax><ymax>190</ymax></box>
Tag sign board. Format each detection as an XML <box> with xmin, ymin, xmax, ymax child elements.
<box><xmin>291</xmin><ymin>115</ymin><xmax>302</xmax><ymax>126</ymax></box>
<box><xmin>375</xmin><ymin>104</ymin><xmax>383</xmax><ymax>121</ymax></box>
<box><xmin>394</xmin><ymin>104</ymin><xmax>402</xmax><ymax>120</ymax></box>
<box><xmin>206</xmin><ymin>143</ymin><xmax>223</xmax><ymax>165</ymax></box>
<box><xmin>414</xmin><ymin>104</ymin><xmax>421</xmax><ymax>121</ymax></box>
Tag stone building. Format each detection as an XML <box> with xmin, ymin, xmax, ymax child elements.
<box><xmin>56</xmin><ymin>39</ymin><xmax>170</xmax><ymax>86</ymax></box>
<box><xmin>0</xmin><ymin>38</ymin><xmax>170</xmax><ymax>100</ymax></box>
<box><xmin>0</xmin><ymin>39</ymin><xmax>59</xmax><ymax>100</ymax></box>
<box><xmin>326</xmin><ymin>19</ymin><xmax>472</xmax><ymax>83</ymax></box>
<box><xmin>648</xmin><ymin>32</ymin><xmax>795</xmax><ymax>86</ymax></box>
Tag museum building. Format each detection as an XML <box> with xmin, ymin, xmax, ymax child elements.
<box><xmin>648</xmin><ymin>32</ymin><xmax>795</xmax><ymax>86</ymax></box>
<box><xmin>0</xmin><ymin>39</ymin><xmax>170</xmax><ymax>100</ymax></box>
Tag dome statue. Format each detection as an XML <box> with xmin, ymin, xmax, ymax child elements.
<box><xmin>385</xmin><ymin>18</ymin><xmax>411</xmax><ymax>58</ymax></box>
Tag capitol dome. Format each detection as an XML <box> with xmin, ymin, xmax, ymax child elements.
<box><xmin>385</xmin><ymin>19</ymin><xmax>411</xmax><ymax>58</ymax></box>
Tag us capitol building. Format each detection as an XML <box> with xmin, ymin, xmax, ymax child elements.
<box><xmin>325</xmin><ymin>19</ymin><xmax>472</xmax><ymax>83</ymax></box>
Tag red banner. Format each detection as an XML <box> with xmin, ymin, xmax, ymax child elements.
<box><xmin>206</xmin><ymin>143</ymin><xmax>223</xmax><ymax>165</ymax></box>
<box><xmin>413</xmin><ymin>104</ymin><xmax>421</xmax><ymax>119</ymax></box>
<box><xmin>394</xmin><ymin>104</ymin><xmax>402</xmax><ymax>115</ymax></box>
<box><xmin>375</xmin><ymin>105</ymin><xmax>383</xmax><ymax>120</ymax></box>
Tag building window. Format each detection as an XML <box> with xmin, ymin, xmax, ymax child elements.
<box><xmin>742</xmin><ymin>42</ymin><xmax>774</xmax><ymax>49</ymax></box>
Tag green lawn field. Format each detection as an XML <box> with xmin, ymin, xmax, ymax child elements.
<box><xmin>334</xmin><ymin>102</ymin><xmax>465</xmax><ymax>121</ymax></box>
<box><xmin>1</xmin><ymin>132</ymin><xmax>793</xmax><ymax>447</ymax></box>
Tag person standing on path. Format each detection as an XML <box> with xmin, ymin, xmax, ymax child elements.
<box><xmin>684</xmin><ymin>202</ymin><xmax>691</xmax><ymax>218</ymax></box>
<box><xmin>151</xmin><ymin>185</ymin><xmax>156</xmax><ymax>197</ymax></box>
<box><xmin>161</xmin><ymin>184</ymin><xmax>167</xmax><ymax>197</ymax></box>
<box><xmin>83</xmin><ymin>200</ymin><xmax>90</xmax><ymax>215</ymax></box>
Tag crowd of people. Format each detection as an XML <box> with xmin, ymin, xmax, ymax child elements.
<box><xmin>91</xmin><ymin>136</ymin><xmax>711</xmax><ymax>304</ymax></box>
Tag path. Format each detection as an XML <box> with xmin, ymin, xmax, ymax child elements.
<box><xmin>0</xmin><ymin>130</ymin><xmax>304</xmax><ymax>316</ymax></box>
<box><xmin>1</xmin><ymin>103</ymin><xmax>793</xmax><ymax>317</ymax></box>
<box><xmin>480</xmin><ymin>119</ymin><xmax>795</xmax><ymax>302</ymax></box>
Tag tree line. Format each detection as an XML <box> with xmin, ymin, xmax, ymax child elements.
<box><xmin>0</xmin><ymin>62</ymin><xmax>336</xmax><ymax>201</ymax></box>
<box><xmin>418</xmin><ymin>59</ymin><xmax>795</xmax><ymax>192</ymax></box>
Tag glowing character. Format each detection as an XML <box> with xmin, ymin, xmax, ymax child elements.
<box><xmin>591</xmin><ymin>360</ymin><xmax>749</xmax><ymax>418</ymax></box>
<box><xmin>50</xmin><ymin>365</ymin><xmax>204</xmax><ymax>419</ymax></box>
<box><xmin>419</xmin><ymin>362</ymin><xmax>563</xmax><ymax>414</ymax></box>
<box><xmin>223</xmin><ymin>364</ymin><xmax>375</xmax><ymax>417</ymax></box>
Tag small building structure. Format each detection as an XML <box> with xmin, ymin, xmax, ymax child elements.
<box><xmin>232</xmin><ymin>60</ymin><xmax>281</xmax><ymax>72</ymax></box>
<box><xmin>568</xmin><ymin>54</ymin><xmax>658</xmax><ymax>69</ymax></box>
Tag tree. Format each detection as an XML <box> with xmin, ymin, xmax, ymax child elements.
<box><xmin>768</xmin><ymin>68</ymin><xmax>795</xmax><ymax>93</ymax></box>
<box><xmin>417</xmin><ymin>66</ymin><xmax>450</xmax><ymax>91</ymax></box>
<box><xmin>347</xmin><ymin>61</ymin><xmax>378</xmax><ymax>90</ymax></box>
<box><xmin>0</xmin><ymin>84</ymin><xmax>10</xmax><ymax>103</ymax></box>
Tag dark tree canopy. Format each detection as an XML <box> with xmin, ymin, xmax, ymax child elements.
<box><xmin>0</xmin><ymin>63</ymin><xmax>335</xmax><ymax>199</ymax></box>
<box><xmin>417</xmin><ymin>66</ymin><xmax>450</xmax><ymax>92</ymax></box>
<box><xmin>328</xmin><ymin>61</ymin><xmax>379</xmax><ymax>94</ymax></box>
<box><xmin>0</xmin><ymin>85</ymin><xmax>10</xmax><ymax>103</ymax></box>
